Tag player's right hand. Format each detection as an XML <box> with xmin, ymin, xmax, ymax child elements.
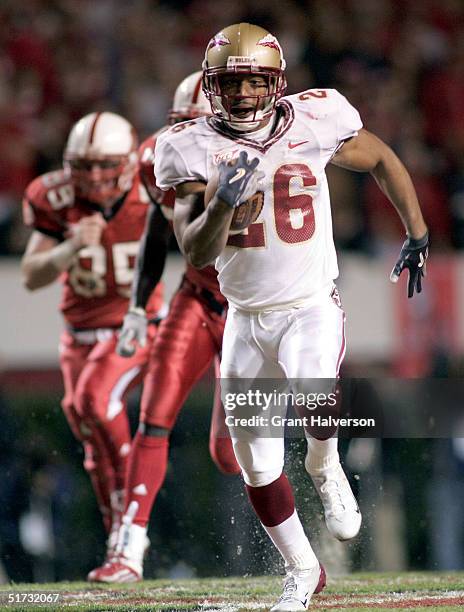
<box><xmin>216</xmin><ymin>150</ymin><xmax>265</xmax><ymax>208</ymax></box>
<box><xmin>67</xmin><ymin>213</ymin><xmax>107</xmax><ymax>249</ymax></box>
<box><xmin>116</xmin><ymin>307</ymin><xmax>148</xmax><ymax>357</ymax></box>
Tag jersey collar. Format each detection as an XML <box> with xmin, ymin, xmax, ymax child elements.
<box><xmin>207</xmin><ymin>100</ymin><xmax>295</xmax><ymax>154</ymax></box>
<box><xmin>83</xmin><ymin>191</ymin><xmax>129</xmax><ymax>221</ymax></box>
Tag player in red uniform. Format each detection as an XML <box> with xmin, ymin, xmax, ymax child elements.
<box><xmin>21</xmin><ymin>112</ymin><xmax>164</xmax><ymax>563</ymax></box>
<box><xmin>88</xmin><ymin>72</ymin><xmax>240</xmax><ymax>583</ymax></box>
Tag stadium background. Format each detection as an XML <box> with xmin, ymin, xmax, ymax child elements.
<box><xmin>1</xmin><ymin>0</ymin><xmax>464</xmax><ymax>584</ymax></box>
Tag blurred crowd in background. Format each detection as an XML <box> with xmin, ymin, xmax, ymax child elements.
<box><xmin>1</xmin><ymin>0</ymin><xmax>464</xmax><ymax>255</ymax></box>
<box><xmin>2</xmin><ymin>0</ymin><xmax>464</xmax><ymax>584</ymax></box>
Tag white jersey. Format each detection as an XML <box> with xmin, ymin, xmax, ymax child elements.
<box><xmin>155</xmin><ymin>88</ymin><xmax>362</xmax><ymax>310</ymax></box>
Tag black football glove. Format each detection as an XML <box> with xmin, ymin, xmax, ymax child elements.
<box><xmin>216</xmin><ymin>150</ymin><xmax>265</xmax><ymax>209</ymax></box>
<box><xmin>390</xmin><ymin>231</ymin><xmax>429</xmax><ymax>298</ymax></box>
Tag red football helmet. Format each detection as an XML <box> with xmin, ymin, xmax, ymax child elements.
<box><xmin>202</xmin><ymin>23</ymin><xmax>287</xmax><ymax>131</ymax></box>
<box><xmin>64</xmin><ymin>112</ymin><xmax>138</xmax><ymax>206</ymax></box>
<box><xmin>167</xmin><ymin>71</ymin><xmax>211</xmax><ymax>125</ymax></box>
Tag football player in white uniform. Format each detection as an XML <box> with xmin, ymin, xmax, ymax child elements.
<box><xmin>154</xmin><ymin>23</ymin><xmax>429</xmax><ymax>611</ymax></box>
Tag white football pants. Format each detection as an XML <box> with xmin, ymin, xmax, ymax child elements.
<box><xmin>220</xmin><ymin>286</ymin><xmax>345</xmax><ymax>487</ymax></box>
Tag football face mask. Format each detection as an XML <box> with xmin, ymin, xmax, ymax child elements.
<box><xmin>206</xmin><ymin>71</ymin><xmax>284</xmax><ymax>128</ymax></box>
<box><xmin>64</xmin><ymin>112</ymin><xmax>138</xmax><ymax>207</ymax></box>
<box><xmin>202</xmin><ymin>23</ymin><xmax>287</xmax><ymax>132</ymax></box>
<box><xmin>66</xmin><ymin>156</ymin><xmax>136</xmax><ymax>206</ymax></box>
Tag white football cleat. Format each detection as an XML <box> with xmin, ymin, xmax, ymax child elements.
<box><xmin>86</xmin><ymin>522</ymin><xmax>121</xmax><ymax>582</ymax></box>
<box><xmin>87</xmin><ymin>520</ymin><xmax>149</xmax><ymax>583</ymax></box>
<box><xmin>308</xmin><ymin>461</ymin><xmax>361</xmax><ymax>541</ymax></box>
<box><xmin>270</xmin><ymin>563</ymin><xmax>326</xmax><ymax>611</ymax></box>
<box><xmin>87</xmin><ymin>556</ymin><xmax>142</xmax><ymax>583</ymax></box>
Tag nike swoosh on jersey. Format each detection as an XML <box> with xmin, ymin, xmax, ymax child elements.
<box><xmin>288</xmin><ymin>140</ymin><xmax>310</xmax><ymax>149</ymax></box>
<box><xmin>229</xmin><ymin>168</ymin><xmax>246</xmax><ymax>183</ymax></box>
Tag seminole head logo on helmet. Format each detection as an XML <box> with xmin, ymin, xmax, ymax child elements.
<box><xmin>202</xmin><ymin>23</ymin><xmax>287</xmax><ymax>132</ymax></box>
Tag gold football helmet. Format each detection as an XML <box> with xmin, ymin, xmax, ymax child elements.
<box><xmin>202</xmin><ymin>23</ymin><xmax>287</xmax><ymax>130</ymax></box>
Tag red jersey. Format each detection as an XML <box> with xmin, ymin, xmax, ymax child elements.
<box><xmin>23</xmin><ymin>168</ymin><xmax>163</xmax><ymax>329</ymax></box>
<box><xmin>139</xmin><ymin>132</ymin><xmax>222</xmax><ymax>299</ymax></box>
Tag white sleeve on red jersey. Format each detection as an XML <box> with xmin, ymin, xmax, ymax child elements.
<box><xmin>22</xmin><ymin>172</ymin><xmax>72</xmax><ymax>240</ymax></box>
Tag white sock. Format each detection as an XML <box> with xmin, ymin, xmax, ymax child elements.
<box><xmin>263</xmin><ymin>510</ymin><xmax>318</xmax><ymax>570</ymax></box>
<box><xmin>117</xmin><ymin>502</ymin><xmax>146</xmax><ymax>563</ymax></box>
<box><xmin>305</xmin><ymin>436</ymin><xmax>339</xmax><ymax>472</ymax></box>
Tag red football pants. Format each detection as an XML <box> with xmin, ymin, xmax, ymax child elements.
<box><xmin>59</xmin><ymin>328</ymin><xmax>153</xmax><ymax>530</ymax></box>
<box><xmin>125</xmin><ymin>287</ymin><xmax>240</xmax><ymax>526</ymax></box>
<box><xmin>140</xmin><ymin>286</ymin><xmax>239</xmax><ymax>473</ymax></box>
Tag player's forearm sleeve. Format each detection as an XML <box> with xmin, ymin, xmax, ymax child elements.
<box><xmin>131</xmin><ymin>204</ymin><xmax>171</xmax><ymax>309</ymax></box>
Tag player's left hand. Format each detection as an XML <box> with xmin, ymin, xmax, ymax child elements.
<box><xmin>117</xmin><ymin>306</ymin><xmax>147</xmax><ymax>357</ymax></box>
<box><xmin>390</xmin><ymin>231</ymin><xmax>429</xmax><ymax>298</ymax></box>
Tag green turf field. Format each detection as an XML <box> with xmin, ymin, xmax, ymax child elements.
<box><xmin>0</xmin><ymin>572</ymin><xmax>463</xmax><ymax>611</ymax></box>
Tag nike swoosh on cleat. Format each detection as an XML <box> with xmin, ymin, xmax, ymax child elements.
<box><xmin>288</xmin><ymin>140</ymin><xmax>309</xmax><ymax>149</ymax></box>
<box><xmin>229</xmin><ymin>168</ymin><xmax>246</xmax><ymax>184</ymax></box>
